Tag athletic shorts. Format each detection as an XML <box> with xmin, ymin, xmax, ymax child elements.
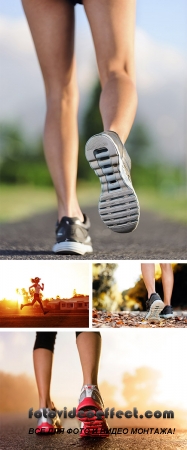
<box><xmin>34</xmin><ymin>331</ymin><xmax>101</xmax><ymax>353</ymax></box>
<box><xmin>69</xmin><ymin>0</ymin><xmax>83</xmax><ymax>5</ymax></box>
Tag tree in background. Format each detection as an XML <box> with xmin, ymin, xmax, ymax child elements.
<box><xmin>93</xmin><ymin>263</ymin><xmax>122</xmax><ymax>311</ymax></box>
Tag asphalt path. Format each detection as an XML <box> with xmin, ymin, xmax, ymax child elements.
<box><xmin>0</xmin><ymin>312</ymin><xmax>89</xmax><ymax>328</ymax></box>
<box><xmin>0</xmin><ymin>206</ymin><xmax>186</xmax><ymax>260</ymax></box>
<box><xmin>1</xmin><ymin>415</ymin><xmax>186</xmax><ymax>450</ymax></box>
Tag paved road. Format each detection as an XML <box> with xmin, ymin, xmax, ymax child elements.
<box><xmin>1</xmin><ymin>415</ymin><xmax>186</xmax><ymax>450</ymax></box>
<box><xmin>0</xmin><ymin>312</ymin><xmax>89</xmax><ymax>328</ymax></box>
<box><xmin>0</xmin><ymin>206</ymin><xmax>186</xmax><ymax>260</ymax></box>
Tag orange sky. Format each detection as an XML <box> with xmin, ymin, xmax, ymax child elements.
<box><xmin>0</xmin><ymin>261</ymin><xmax>89</xmax><ymax>300</ymax></box>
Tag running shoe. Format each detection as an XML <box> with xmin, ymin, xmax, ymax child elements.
<box><xmin>146</xmin><ymin>293</ymin><xmax>165</xmax><ymax>322</ymax></box>
<box><xmin>76</xmin><ymin>385</ymin><xmax>109</xmax><ymax>438</ymax></box>
<box><xmin>85</xmin><ymin>131</ymin><xmax>140</xmax><ymax>233</ymax></box>
<box><xmin>160</xmin><ymin>305</ymin><xmax>173</xmax><ymax>319</ymax></box>
<box><xmin>35</xmin><ymin>407</ymin><xmax>61</xmax><ymax>434</ymax></box>
<box><xmin>52</xmin><ymin>214</ymin><xmax>93</xmax><ymax>255</ymax></box>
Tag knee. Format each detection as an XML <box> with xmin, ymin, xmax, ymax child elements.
<box><xmin>160</xmin><ymin>264</ymin><xmax>172</xmax><ymax>273</ymax></box>
<box><xmin>46</xmin><ymin>79</ymin><xmax>79</xmax><ymax>111</ymax></box>
<box><xmin>100</xmin><ymin>65</ymin><xmax>136</xmax><ymax>90</ymax></box>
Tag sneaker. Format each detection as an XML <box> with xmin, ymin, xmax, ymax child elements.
<box><xmin>160</xmin><ymin>305</ymin><xmax>173</xmax><ymax>319</ymax></box>
<box><xmin>76</xmin><ymin>385</ymin><xmax>109</xmax><ymax>438</ymax></box>
<box><xmin>36</xmin><ymin>407</ymin><xmax>61</xmax><ymax>434</ymax></box>
<box><xmin>20</xmin><ymin>304</ymin><xmax>23</xmax><ymax>310</ymax></box>
<box><xmin>43</xmin><ymin>310</ymin><xmax>49</xmax><ymax>315</ymax></box>
<box><xmin>52</xmin><ymin>214</ymin><xmax>93</xmax><ymax>255</ymax></box>
<box><xmin>85</xmin><ymin>131</ymin><xmax>140</xmax><ymax>233</ymax></box>
<box><xmin>145</xmin><ymin>293</ymin><xmax>165</xmax><ymax>322</ymax></box>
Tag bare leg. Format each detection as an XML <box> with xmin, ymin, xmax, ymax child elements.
<box><xmin>33</xmin><ymin>348</ymin><xmax>53</xmax><ymax>409</ymax></box>
<box><xmin>21</xmin><ymin>299</ymin><xmax>35</xmax><ymax>308</ymax></box>
<box><xmin>76</xmin><ymin>332</ymin><xmax>101</xmax><ymax>386</ymax></box>
<box><xmin>83</xmin><ymin>0</ymin><xmax>137</xmax><ymax>143</ymax></box>
<box><xmin>141</xmin><ymin>264</ymin><xmax>156</xmax><ymax>298</ymax></box>
<box><xmin>38</xmin><ymin>301</ymin><xmax>46</xmax><ymax>315</ymax></box>
<box><xmin>160</xmin><ymin>264</ymin><xmax>174</xmax><ymax>305</ymax></box>
<box><xmin>21</xmin><ymin>0</ymin><xmax>83</xmax><ymax>222</ymax></box>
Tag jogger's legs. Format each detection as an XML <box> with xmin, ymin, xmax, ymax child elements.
<box><xmin>33</xmin><ymin>349</ymin><xmax>54</xmax><ymax>409</ymax></box>
<box><xmin>38</xmin><ymin>300</ymin><xmax>46</xmax><ymax>314</ymax></box>
<box><xmin>141</xmin><ymin>264</ymin><xmax>156</xmax><ymax>298</ymax></box>
<box><xmin>83</xmin><ymin>0</ymin><xmax>137</xmax><ymax>143</ymax></box>
<box><xmin>33</xmin><ymin>332</ymin><xmax>57</xmax><ymax>409</ymax></box>
<box><xmin>21</xmin><ymin>0</ymin><xmax>83</xmax><ymax>222</ymax></box>
<box><xmin>76</xmin><ymin>332</ymin><xmax>101</xmax><ymax>386</ymax></box>
<box><xmin>160</xmin><ymin>264</ymin><xmax>173</xmax><ymax>306</ymax></box>
<box><xmin>33</xmin><ymin>332</ymin><xmax>101</xmax><ymax>408</ymax></box>
<box><xmin>21</xmin><ymin>299</ymin><xmax>36</xmax><ymax>308</ymax></box>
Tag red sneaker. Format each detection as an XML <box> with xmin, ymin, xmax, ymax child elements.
<box><xmin>76</xmin><ymin>385</ymin><xmax>109</xmax><ymax>438</ymax></box>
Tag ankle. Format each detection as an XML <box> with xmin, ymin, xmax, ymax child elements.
<box><xmin>58</xmin><ymin>203</ymin><xmax>84</xmax><ymax>223</ymax></box>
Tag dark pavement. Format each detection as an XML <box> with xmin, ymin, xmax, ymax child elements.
<box><xmin>0</xmin><ymin>312</ymin><xmax>89</xmax><ymax>328</ymax></box>
<box><xmin>1</xmin><ymin>415</ymin><xmax>186</xmax><ymax>450</ymax></box>
<box><xmin>0</xmin><ymin>206</ymin><xmax>186</xmax><ymax>260</ymax></box>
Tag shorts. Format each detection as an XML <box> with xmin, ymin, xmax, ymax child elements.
<box><xmin>69</xmin><ymin>0</ymin><xmax>83</xmax><ymax>5</ymax></box>
<box><xmin>34</xmin><ymin>332</ymin><xmax>101</xmax><ymax>353</ymax></box>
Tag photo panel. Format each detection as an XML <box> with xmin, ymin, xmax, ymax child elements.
<box><xmin>92</xmin><ymin>261</ymin><xmax>187</xmax><ymax>328</ymax></box>
<box><xmin>0</xmin><ymin>329</ymin><xmax>187</xmax><ymax>448</ymax></box>
<box><xmin>0</xmin><ymin>260</ymin><xmax>91</xmax><ymax>329</ymax></box>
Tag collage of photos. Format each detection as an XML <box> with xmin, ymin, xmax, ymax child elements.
<box><xmin>0</xmin><ymin>1</ymin><xmax>187</xmax><ymax>450</ymax></box>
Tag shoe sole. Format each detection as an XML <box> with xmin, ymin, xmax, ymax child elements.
<box><xmin>85</xmin><ymin>133</ymin><xmax>140</xmax><ymax>233</ymax></box>
<box><xmin>79</xmin><ymin>421</ymin><xmax>109</xmax><ymax>438</ymax></box>
<box><xmin>146</xmin><ymin>300</ymin><xmax>165</xmax><ymax>322</ymax></box>
<box><xmin>77</xmin><ymin>398</ymin><xmax>109</xmax><ymax>438</ymax></box>
<box><xmin>159</xmin><ymin>314</ymin><xmax>173</xmax><ymax>319</ymax></box>
<box><xmin>77</xmin><ymin>397</ymin><xmax>103</xmax><ymax>411</ymax></box>
<box><xmin>36</xmin><ymin>423</ymin><xmax>55</xmax><ymax>434</ymax></box>
<box><xmin>52</xmin><ymin>241</ymin><xmax>93</xmax><ymax>255</ymax></box>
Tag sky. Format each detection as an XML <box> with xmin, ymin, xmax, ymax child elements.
<box><xmin>0</xmin><ymin>1</ymin><xmax>186</xmax><ymax>164</ymax></box>
<box><xmin>0</xmin><ymin>329</ymin><xmax>187</xmax><ymax>417</ymax></box>
<box><xmin>0</xmin><ymin>261</ymin><xmax>89</xmax><ymax>300</ymax></box>
<box><xmin>0</xmin><ymin>0</ymin><xmax>186</xmax><ymax>53</ymax></box>
<box><xmin>115</xmin><ymin>261</ymin><xmax>143</xmax><ymax>292</ymax></box>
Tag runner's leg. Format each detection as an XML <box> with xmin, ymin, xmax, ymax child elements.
<box><xmin>76</xmin><ymin>332</ymin><xmax>101</xmax><ymax>385</ymax></box>
<box><xmin>33</xmin><ymin>332</ymin><xmax>57</xmax><ymax>409</ymax></box>
<box><xmin>21</xmin><ymin>299</ymin><xmax>36</xmax><ymax>308</ymax></box>
<box><xmin>83</xmin><ymin>0</ymin><xmax>137</xmax><ymax>143</ymax></box>
<box><xmin>141</xmin><ymin>264</ymin><xmax>156</xmax><ymax>298</ymax></box>
<box><xmin>38</xmin><ymin>299</ymin><xmax>46</xmax><ymax>314</ymax></box>
<box><xmin>160</xmin><ymin>264</ymin><xmax>174</xmax><ymax>306</ymax></box>
<box><xmin>21</xmin><ymin>0</ymin><xmax>83</xmax><ymax>222</ymax></box>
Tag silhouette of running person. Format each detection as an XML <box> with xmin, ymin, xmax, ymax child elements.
<box><xmin>20</xmin><ymin>277</ymin><xmax>48</xmax><ymax>315</ymax></box>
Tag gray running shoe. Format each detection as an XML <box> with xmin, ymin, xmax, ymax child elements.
<box><xmin>52</xmin><ymin>214</ymin><xmax>93</xmax><ymax>255</ymax></box>
<box><xmin>160</xmin><ymin>305</ymin><xmax>173</xmax><ymax>319</ymax></box>
<box><xmin>85</xmin><ymin>131</ymin><xmax>140</xmax><ymax>233</ymax></box>
<box><xmin>146</xmin><ymin>293</ymin><xmax>164</xmax><ymax>322</ymax></box>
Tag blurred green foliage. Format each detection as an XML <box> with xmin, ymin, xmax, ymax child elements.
<box><xmin>0</xmin><ymin>123</ymin><xmax>52</xmax><ymax>185</ymax></box>
<box><xmin>0</xmin><ymin>80</ymin><xmax>185</xmax><ymax>195</ymax></box>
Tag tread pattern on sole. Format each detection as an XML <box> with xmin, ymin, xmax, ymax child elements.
<box><xmin>52</xmin><ymin>241</ymin><xmax>93</xmax><ymax>255</ymax></box>
<box><xmin>86</xmin><ymin>134</ymin><xmax>140</xmax><ymax>233</ymax></box>
<box><xmin>146</xmin><ymin>300</ymin><xmax>165</xmax><ymax>321</ymax></box>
